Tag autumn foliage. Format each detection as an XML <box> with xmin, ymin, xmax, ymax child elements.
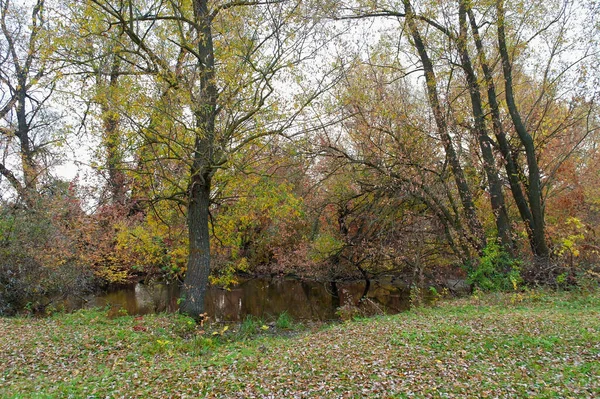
<box><xmin>1</xmin><ymin>0</ymin><xmax>600</xmax><ymax>315</ymax></box>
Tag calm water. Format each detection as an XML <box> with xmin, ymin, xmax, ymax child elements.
<box><xmin>72</xmin><ymin>278</ymin><xmax>414</xmax><ymax>322</ymax></box>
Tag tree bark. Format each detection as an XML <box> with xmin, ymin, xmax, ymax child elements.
<box><xmin>180</xmin><ymin>173</ymin><xmax>212</xmax><ymax>318</ymax></box>
<box><xmin>100</xmin><ymin>53</ymin><xmax>127</xmax><ymax>205</ymax></box>
<box><xmin>402</xmin><ymin>0</ymin><xmax>486</xmax><ymax>253</ymax></box>
<box><xmin>0</xmin><ymin>0</ymin><xmax>46</xmax><ymax>207</ymax></box>
<box><xmin>496</xmin><ymin>0</ymin><xmax>550</xmax><ymax>259</ymax></box>
<box><xmin>0</xmin><ymin>162</ymin><xmax>30</xmax><ymax>204</ymax></box>
<box><xmin>457</xmin><ymin>1</ymin><xmax>513</xmax><ymax>253</ymax></box>
<box><xmin>15</xmin><ymin>85</ymin><xmax>37</xmax><ymax>194</ymax></box>
<box><xmin>181</xmin><ymin>0</ymin><xmax>218</xmax><ymax>319</ymax></box>
<box><xmin>466</xmin><ymin>6</ymin><xmax>537</xmax><ymax>254</ymax></box>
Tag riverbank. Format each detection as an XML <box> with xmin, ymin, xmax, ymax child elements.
<box><xmin>1</xmin><ymin>289</ymin><xmax>598</xmax><ymax>398</ymax></box>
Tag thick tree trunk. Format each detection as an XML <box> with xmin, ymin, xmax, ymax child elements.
<box><xmin>403</xmin><ymin>0</ymin><xmax>486</xmax><ymax>253</ymax></box>
<box><xmin>181</xmin><ymin>0</ymin><xmax>218</xmax><ymax>319</ymax></box>
<box><xmin>457</xmin><ymin>2</ymin><xmax>513</xmax><ymax>253</ymax></box>
<box><xmin>180</xmin><ymin>174</ymin><xmax>212</xmax><ymax>318</ymax></box>
<box><xmin>496</xmin><ymin>0</ymin><xmax>550</xmax><ymax>259</ymax></box>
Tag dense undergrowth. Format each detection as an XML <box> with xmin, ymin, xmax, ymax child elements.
<box><xmin>1</xmin><ymin>289</ymin><xmax>598</xmax><ymax>398</ymax></box>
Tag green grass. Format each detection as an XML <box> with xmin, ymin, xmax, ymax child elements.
<box><xmin>1</xmin><ymin>289</ymin><xmax>599</xmax><ymax>398</ymax></box>
<box><xmin>275</xmin><ymin>310</ymin><xmax>293</xmax><ymax>329</ymax></box>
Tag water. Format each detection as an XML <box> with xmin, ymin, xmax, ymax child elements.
<box><xmin>72</xmin><ymin>277</ymin><xmax>413</xmax><ymax>322</ymax></box>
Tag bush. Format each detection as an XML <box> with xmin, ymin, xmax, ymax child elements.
<box><xmin>0</xmin><ymin>202</ymin><xmax>95</xmax><ymax>316</ymax></box>
<box><xmin>466</xmin><ymin>242</ymin><xmax>522</xmax><ymax>292</ymax></box>
<box><xmin>0</xmin><ymin>249</ymin><xmax>95</xmax><ymax>316</ymax></box>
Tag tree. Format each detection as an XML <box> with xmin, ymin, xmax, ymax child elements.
<box><xmin>313</xmin><ymin>54</ymin><xmax>476</xmax><ymax>279</ymax></box>
<box><xmin>0</xmin><ymin>0</ymin><xmax>61</xmax><ymax>206</ymax></box>
<box><xmin>331</xmin><ymin>0</ymin><xmax>599</xmax><ymax>272</ymax></box>
<box><xmin>82</xmin><ymin>0</ymin><xmax>339</xmax><ymax>318</ymax></box>
<box><xmin>494</xmin><ymin>0</ymin><xmax>550</xmax><ymax>259</ymax></box>
<box><xmin>401</xmin><ymin>0</ymin><xmax>487</xmax><ymax>253</ymax></box>
<box><xmin>467</xmin><ymin>0</ymin><xmax>596</xmax><ymax>263</ymax></box>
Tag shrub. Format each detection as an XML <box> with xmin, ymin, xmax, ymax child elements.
<box><xmin>0</xmin><ymin>244</ymin><xmax>95</xmax><ymax>316</ymax></box>
<box><xmin>466</xmin><ymin>242</ymin><xmax>522</xmax><ymax>292</ymax></box>
<box><xmin>0</xmin><ymin>200</ymin><xmax>95</xmax><ymax>316</ymax></box>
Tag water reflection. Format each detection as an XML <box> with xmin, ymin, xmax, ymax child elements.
<box><xmin>75</xmin><ymin>278</ymin><xmax>413</xmax><ymax>322</ymax></box>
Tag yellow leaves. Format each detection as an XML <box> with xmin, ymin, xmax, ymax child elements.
<box><xmin>212</xmin><ymin>325</ymin><xmax>229</xmax><ymax>336</ymax></box>
<box><xmin>208</xmin><ymin>261</ymin><xmax>240</xmax><ymax>288</ymax></box>
<box><xmin>556</xmin><ymin>217</ymin><xmax>586</xmax><ymax>258</ymax></box>
<box><xmin>237</xmin><ymin>257</ymin><xmax>250</xmax><ymax>272</ymax></box>
<box><xmin>511</xmin><ymin>276</ymin><xmax>519</xmax><ymax>291</ymax></box>
<box><xmin>211</xmin><ymin>171</ymin><xmax>305</xmax><ymax>271</ymax></box>
<box><xmin>309</xmin><ymin>233</ymin><xmax>344</xmax><ymax>262</ymax></box>
<box><xmin>510</xmin><ymin>292</ymin><xmax>525</xmax><ymax>305</ymax></box>
<box><xmin>566</xmin><ymin>217</ymin><xmax>584</xmax><ymax>230</ymax></box>
<box><xmin>112</xmin><ymin>206</ymin><xmax>188</xmax><ymax>279</ymax></box>
<box><xmin>560</xmin><ymin>237</ymin><xmax>580</xmax><ymax>257</ymax></box>
<box><xmin>94</xmin><ymin>266</ymin><xmax>129</xmax><ymax>284</ymax></box>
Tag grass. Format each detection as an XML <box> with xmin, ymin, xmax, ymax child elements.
<box><xmin>1</xmin><ymin>289</ymin><xmax>599</xmax><ymax>398</ymax></box>
<box><xmin>275</xmin><ymin>310</ymin><xmax>293</xmax><ymax>329</ymax></box>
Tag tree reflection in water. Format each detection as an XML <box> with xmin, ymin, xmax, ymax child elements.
<box><xmin>76</xmin><ymin>277</ymin><xmax>414</xmax><ymax>321</ymax></box>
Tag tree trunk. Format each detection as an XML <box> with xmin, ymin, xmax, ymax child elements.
<box><xmin>181</xmin><ymin>0</ymin><xmax>218</xmax><ymax>319</ymax></box>
<box><xmin>16</xmin><ymin>85</ymin><xmax>37</xmax><ymax>195</ymax></box>
<box><xmin>403</xmin><ymin>0</ymin><xmax>486</xmax><ymax>253</ymax></box>
<box><xmin>467</xmin><ymin>6</ymin><xmax>536</xmax><ymax>254</ymax></box>
<box><xmin>0</xmin><ymin>162</ymin><xmax>31</xmax><ymax>205</ymax></box>
<box><xmin>100</xmin><ymin>53</ymin><xmax>127</xmax><ymax>205</ymax></box>
<box><xmin>457</xmin><ymin>1</ymin><xmax>513</xmax><ymax>253</ymax></box>
<box><xmin>180</xmin><ymin>174</ymin><xmax>212</xmax><ymax>318</ymax></box>
<box><xmin>496</xmin><ymin>0</ymin><xmax>550</xmax><ymax>259</ymax></box>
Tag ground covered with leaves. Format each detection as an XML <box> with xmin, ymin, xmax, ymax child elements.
<box><xmin>1</xmin><ymin>290</ymin><xmax>599</xmax><ymax>398</ymax></box>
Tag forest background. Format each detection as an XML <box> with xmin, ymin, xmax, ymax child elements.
<box><xmin>1</xmin><ymin>0</ymin><xmax>599</xmax><ymax>318</ymax></box>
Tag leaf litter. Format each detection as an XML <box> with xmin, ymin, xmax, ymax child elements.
<box><xmin>0</xmin><ymin>291</ymin><xmax>598</xmax><ymax>398</ymax></box>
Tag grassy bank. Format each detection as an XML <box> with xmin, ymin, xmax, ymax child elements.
<box><xmin>1</xmin><ymin>290</ymin><xmax>599</xmax><ymax>398</ymax></box>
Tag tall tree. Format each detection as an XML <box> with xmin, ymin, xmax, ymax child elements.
<box><xmin>455</xmin><ymin>0</ymin><xmax>513</xmax><ymax>253</ymax></box>
<box><xmin>0</xmin><ymin>0</ymin><xmax>55</xmax><ymax>205</ymax></box>
<box><xmin>96</xmin><ymin>47</ymin><xmax>128</xmax><ymax>205</ymax></box>
<box><xmin>332</xmin><ymin>0</ymin><xmax>598</xmax><ymax>268</ymax></box>
<box><xmin>55</xmin><ymin>1</ymin><xmax>151</xmax><ymax>207</ymax></box>
<box><xmin>401</xmin><ymin>0</ymin><xmax>486</xmax><ymax>252</ymax></box>
<box><xmin>495</xmin><ymin>0</ymin><xmax>550</xmax><ymax>259</ymax></box>
<box><xmin>83</xmin><ymin>0</ymin><xmax>337</xmax><ymax>317</ymax></box>
<box><xmin>464</xmin><ymin>1</ymin><xmax>534</xmax><ymax>254</ymax></box>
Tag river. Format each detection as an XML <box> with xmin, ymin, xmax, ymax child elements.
<box><xmin>70</xmin><ymin>277</ymin><xmax>419</xmax><ymax>322</ymax></box>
